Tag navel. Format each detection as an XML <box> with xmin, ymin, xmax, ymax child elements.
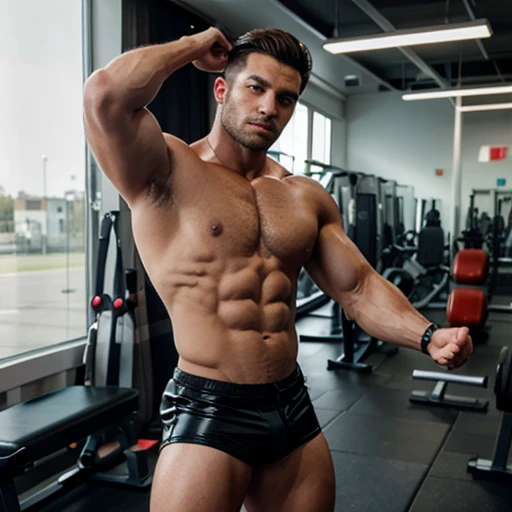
<box><xmin>210</xmin><ymin>223</ymin><xmax>223</xmax><ymax>237</ymax></box>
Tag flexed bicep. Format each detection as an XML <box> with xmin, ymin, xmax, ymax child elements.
<box><xmin>82</xmin><ymin>28</ymin><xmax>231</xmax><ymax>208</ymax></box>
<box><xmin>305</xmin><ymin>222</ymin><xmax>368</xmax><ymax>307</ymax></box>
<box><xmin>83</xmin><ymin>70</ymin><xmax>174</xmax><ymax>205</ymax></box>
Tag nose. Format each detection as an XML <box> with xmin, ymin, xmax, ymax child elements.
<box><xmin>259</xmin><ymin>92</ymin><xmax>278</xmax><ymax>118</ymax></box>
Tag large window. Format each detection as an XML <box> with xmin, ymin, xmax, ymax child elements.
<box><xmin>270</xmin><ymin>103</ymin><xmax>309</xmax><ymax>173</ymax></box>
<box><xmin>0</xmin><ymin>1</ymin><xmax>86</xmax><ymax>359</ymax></box>
<box><xmin>270</xmin><ymin>103</ymin><xmax>333</xmax><ymax>174</ymax></box>
<box><xmin>312</xmin><ymin>111</ymin><xmax>332</xmax><ymax>165</ymax></box>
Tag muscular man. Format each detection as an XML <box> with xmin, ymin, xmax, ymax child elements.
<box><xmin>83</xmin><ymin>27</ymin><xmax>472</xmax><ymax>512</ymax></box>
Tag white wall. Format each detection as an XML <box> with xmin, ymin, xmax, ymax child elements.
<box><xmin>345</xmin><ymin>91</ymin><xmax>512</xmax><ymax>237</ymax></box>
<box><xmin>346</xmin><ymin>91</ymin><xmax>454</xmax><ymax>226</ymax></box>
<box><xmin>331</xmin><ymin>118</ymin><xmax>347</xmax><ymax>169</ymax></box>
<box><xmin>301</xmin><ymin>79</ymin><xmax>344</xmax><ymax>120</ymax></box>
<box><xmin>460</xmin><ymin>110</ymin><xmax>512</xmax><ymax>223</ymax></box>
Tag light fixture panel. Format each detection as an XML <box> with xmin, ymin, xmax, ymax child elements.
<box><xmin>323</xmin><ymin>19</ymin><xmax>492</xmax><ymax>54</ymax></box>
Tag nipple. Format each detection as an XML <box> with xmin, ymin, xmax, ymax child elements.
<box><xmin>210</xmin><ymin>223</ymin><xmax>223</xmax><ymax>237</ymax></box>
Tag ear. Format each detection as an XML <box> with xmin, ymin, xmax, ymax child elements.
<box><xmin>214</xmin><ymin>76</ymin><xmax>228</xmax><ymax>105</ymax></box>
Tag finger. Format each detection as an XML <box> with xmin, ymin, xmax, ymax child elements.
<box><xmin>455</xmin><ymin>326</ymin><xmax>469</xmax><ymax>345</ymax></box>
<box><xmin>439</xmin><ymin>345</ymin><xmax>456</xmax><ymax>361</ymax></box>
<box><xmin>213</xmin><ymin>28</ymin><xmax>233</xmax><ymax>51</ymax></box>
<box><xmin>453</xmin><ymin>349</ymin><xmax>471</xmax><ymax>366</ymax></box>
<box><xmin>448</xmin><ymin>343</ymin><xmax>461</xmax><ymax>354</ymax></box>
<box><xmin>220</xmin><ymin>33</ymin><xmax>233</xmax><ymax>51</ymax></box>
<box><xmin>436</xmin><ymin>356</ymin><xmax>450</xmax><ymax>366</ymax></box>
<box><xmin>211</xmin><ymin>42</ymin><xmax>229</xmax><ymax>59</ymax></box>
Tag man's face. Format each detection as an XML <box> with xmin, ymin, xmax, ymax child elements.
<box><xmin>220</xmin><ymin>53</ymin><xmax>301</xmax><ymax>151</ymax></box>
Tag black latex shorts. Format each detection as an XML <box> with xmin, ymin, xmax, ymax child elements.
<box><xmin>159</xmin><ymin>364</ymin><xmax>321</xmax><ymax>465</ymax></box>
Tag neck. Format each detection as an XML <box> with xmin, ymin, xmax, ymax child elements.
<box><xmin>208</xmin><ymin>116</ymin><xmax>269</xmax><ymax>181</ymax></box>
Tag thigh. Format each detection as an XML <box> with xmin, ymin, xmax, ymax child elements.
<box><xmin>244</xmin><ymin>433</ymin><xmax>335</xmax><ymax>512</ymax></box>
<box><xmin>150</xmin><ymin>443</ymin><xmax>253</xmax><ymax>512</ymax></box>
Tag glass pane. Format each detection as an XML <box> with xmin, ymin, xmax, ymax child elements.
<box><xmin>312</xmin><ymin>112</ymin><xmax>326</xmax><ymax>163</ymax></box>
<box><xmin>312</xmin><ymin>112</ymin><xmax>332</xmax><ymax>165</ymax></box>
<box><xmin>270</xmin><ymin>102</ymin><xmax>308</xmax><ymax>173</ymax></box>
<box><xmin>325</xmin><ymin>117</ymin><xmax>332</xmax><ymax>165</ymax></box>
<box><xmin>294</xmin><ymin>103</ymin><xmax>308</xmax><ymax>173</ymax></box>
<box><xmin>0</xmin><ymin>1</ymin><xmax>86</xmax><ymax>359</ymax></box>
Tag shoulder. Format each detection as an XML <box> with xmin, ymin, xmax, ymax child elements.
<box><xmin>163</xmin><ymin>133</ymin><xmax>208</xmax><ymax>167</ymax></box>
<box><xmin>265</xmin><ymin>156</ymin><xmax>295</xmax><ymax>179</ymax></box>
<box><xmin>284</xmin><ymin>174</ymin><xmax>332</xmax><ymax>200</ymax></box>
<box><xmin>163</xmin><ymin>132</ymin><xmax>197</xmax><ymax>153</ymax></box>
<box><xmin>285</xmin><ymin>175</ymin><xmax>342</xmax><ymax>224</ymax></box>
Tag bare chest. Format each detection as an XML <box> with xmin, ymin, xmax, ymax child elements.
<box><xmin>190</xmin><ymin>176</ymin><xmax>318</xmax><ymax>265</ymax></box>
<box><xmin>134</xmin><ymin>174</ymin><xmax>318</xmax><ymax>272</ymax></box>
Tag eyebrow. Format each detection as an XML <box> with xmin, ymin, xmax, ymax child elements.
<box><xmin>246</xmin><ymin>74</ymin><xmax>299</xmax><ymax>102</ymax></box>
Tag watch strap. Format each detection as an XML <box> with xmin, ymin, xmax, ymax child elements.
<box><xmin>420</xmin><ymin>323</ymin><xmax>438</xmax><ymax>355</ymax></box>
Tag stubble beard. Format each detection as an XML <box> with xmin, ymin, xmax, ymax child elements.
<box><xmin>221</xmin><ymin>102</ymin><xmax>280</xmax><ymax>152</ymax></box>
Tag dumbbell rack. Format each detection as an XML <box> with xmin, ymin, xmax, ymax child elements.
<box><xmin>468</xmin><ymin>412</ymin><xmax>512</xmax><ymax>483</ymax></box>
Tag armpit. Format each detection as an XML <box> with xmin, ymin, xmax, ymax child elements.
<box><xmin>146</xmin><ymin>171</ymin><xmax>173</xmax><ymax>207</ymax></box>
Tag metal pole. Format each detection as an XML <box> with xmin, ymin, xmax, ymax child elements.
<box><xmin>450</xmin><ymin>97</ymin><xmax>463</xmax><ymax>260</ymax></box>
<box><xmin>82</xmin><ymin>0</ymin><xmax>96</xmax><ymax>329</ymax></box>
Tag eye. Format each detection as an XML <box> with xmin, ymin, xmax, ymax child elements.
<box><xmin>248</xmin><ymin>84</ymin><xmax>263</xmax><ymax>92</ymax></box>
<box><xmin>279</xmin><ymin>96</ymin><xmax>294</xmax><ymax>107</ymax></box>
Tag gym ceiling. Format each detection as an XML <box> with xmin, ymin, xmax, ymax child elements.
<box><xmin>278</xmin><ymin>0</ymin><xmax>512</xmax><ymax>98</ymax></box>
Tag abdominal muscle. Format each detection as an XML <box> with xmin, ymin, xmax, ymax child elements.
<box><xmin>157</xmin><ymin>253</ymin><xmax>300</xmax><ymax>384</ymax></box>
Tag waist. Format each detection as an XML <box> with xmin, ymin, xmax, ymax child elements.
<box><xmin>173</xmin><ymin>364</ymin><xmax>304</xmax><ymax>398</ymax></box>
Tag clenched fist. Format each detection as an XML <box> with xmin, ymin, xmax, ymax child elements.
<box><xmin>428</xmin><ymin>327</ymin><xmax>473</xmax><ymax>370</ymax></box>
<box><xmin>191</xmin><ymin>27</ymin><xmax>232</xmax><ymax>73</ymax></box>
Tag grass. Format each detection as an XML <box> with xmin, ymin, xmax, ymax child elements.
<box><xmin>0</xmin><ymin>253</ymin><xmax>86</xmax><ymax>274</ymax></box>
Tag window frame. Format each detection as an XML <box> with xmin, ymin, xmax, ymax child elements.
<box><xmin>0</xmin><ymin>0</ymin><xmax>93</xmax><ymax>393</ymax></box>
<box><xmin>270</xmin><ymin>101</ymin><xmax>334</xmax><ymax>173</ymax></box>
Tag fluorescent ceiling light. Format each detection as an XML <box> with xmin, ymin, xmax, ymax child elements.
<box><xmin>459</xmin><ymin>102</ymin><xmax>512</xmax><ymax>112</ymax></box>
<box><xmin>323</xmin><ymin>19</ymin><xmax>491</xmax><ymax>54</ymax></box>
<box><xmin>403</xmin><ymin>85</ymin><xmax>512</xmax><ymax>101</ymax></box>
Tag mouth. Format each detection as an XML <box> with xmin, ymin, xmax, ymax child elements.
<box><xmin>249</xmin><ymin>122</ymin><xmax>275</xmax><ymax>133</ymax></box>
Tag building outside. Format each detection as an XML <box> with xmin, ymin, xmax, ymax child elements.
<box><xmin>11</xmin><ymin>192</ymin><xmax>84</xmax><ymax>254</ymax></box>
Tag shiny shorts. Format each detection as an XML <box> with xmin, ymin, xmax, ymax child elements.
<box><xmin>159</xmin><ymin>365</ymin><xmax>321</xmax><ymax>465</ymax></box>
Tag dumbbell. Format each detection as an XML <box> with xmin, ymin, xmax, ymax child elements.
<box><xmin>468</xmin><ymin>346</ymin><xmax>512</xmax><ymax>483</ymax></box>
<box><xmin>447</xmin><ymin>249</ymin><xmax>489</xmax><ymax>329</ymax></box>
<box><xmin>495</xmin><ymin>346</ymin><xmax>512</xmax><ymax>413</ymax></box>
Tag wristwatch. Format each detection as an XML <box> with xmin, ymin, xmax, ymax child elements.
<box><xmin>420</xmin><ymin>323</ymin><xmax>438</xmax><ymax>355</ymax></box>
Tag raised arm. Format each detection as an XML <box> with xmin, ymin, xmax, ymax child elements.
<box><xmin>304</xmin><ymin>182</ymin><xmax>472</xmax><ymax>369</ymax></box>
<box><xmin>82</xmin><ymin>28</ymin><xmax>231</xmax><ymax>206</ymax></box>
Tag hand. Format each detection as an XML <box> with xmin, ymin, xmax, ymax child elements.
<box><xmin>427</xmin><ymin>327</ymin><xmax>473</xmax><ymax>370</ymax></box>
<box><xmin>192</xmin><ymin>28</ymin><xmax>232</xmax><ymax>73</ymax></box>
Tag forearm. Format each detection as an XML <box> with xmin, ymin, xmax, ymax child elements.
<box><xmin>85</xmin><ymin>34</ymin><xmax>207</xmax><ymax>111</ymax></box>
<box><xmin>344</xmin><ymin>269</ymin><xmax>430</xmax><ymax>351</ymax></box>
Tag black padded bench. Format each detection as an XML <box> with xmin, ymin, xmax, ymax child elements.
<box><xmin>0</xmin><ymin>386</ymin><xmax>140</xmax><ymax>512</ymax></box>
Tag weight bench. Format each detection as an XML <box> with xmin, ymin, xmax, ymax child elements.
<box><xmin>0</xmin><ymin>385</ymin><xmax>144</xmax><ymax>512</ymax></box>
<box><xmin>410</xmin><ymin>370</ymin><xmax>488</xmax><ymax>411</ymax></box>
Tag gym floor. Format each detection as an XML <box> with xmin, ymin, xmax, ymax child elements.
<box><xmin>37</xmin><ymin>306</ymin><xmax>512</xmax><ymax>512</ymax></box>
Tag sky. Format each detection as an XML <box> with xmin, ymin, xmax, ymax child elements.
<box><xmin>0</xmin><ymin>0</ymin><xmax>85</xmax><ymax>199</ymax></box>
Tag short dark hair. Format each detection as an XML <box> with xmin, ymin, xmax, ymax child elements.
<box><xmin>224</xmin><ymin>29</ymin><xmax>312</xmax><ymax>94</ymax></box>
